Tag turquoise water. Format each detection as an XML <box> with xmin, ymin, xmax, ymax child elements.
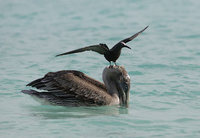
<box><xmin>0</xmin><ymin>0</ymin><xmax>200</xmax><ymax>137</ymax></box>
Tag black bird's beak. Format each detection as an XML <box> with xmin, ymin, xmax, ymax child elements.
<box><xmin>123</xmin><ymin>45</ymin><xmax>131</xmax><ymax>50</ymax></box>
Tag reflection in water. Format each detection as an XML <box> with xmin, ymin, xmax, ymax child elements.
<box><xmin>25</xmin><ymin>104</ymin><xmax>128</xmax><ymax>119</ymax></box>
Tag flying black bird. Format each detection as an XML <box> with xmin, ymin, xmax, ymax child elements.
<box><xmin>56</xmin><ymin>26</ymin><xmax>148</xmax><ymax>65</ymax></box>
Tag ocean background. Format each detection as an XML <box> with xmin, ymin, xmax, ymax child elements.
<box><xmin>0</xmin><ymin>0</ymin><xmax>200</xmax><ymax>137</ymax></box>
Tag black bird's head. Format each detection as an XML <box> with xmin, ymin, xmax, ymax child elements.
<box><xmin>110</xmin><ymin>42</ymin><xmax>131</xmax><ymax>53</ymax></box>
<box><xmin>118</xmin><ymin>42</ymin><xmax>131</xmax><ymax>50</ymax></box>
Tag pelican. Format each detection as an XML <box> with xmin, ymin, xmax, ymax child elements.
<box><xmin>56</xmin><ymin>26</ymin><xmax>148</xmax><ymax>65</ymax></box>
<box><xmin>22</xmin><ymin>65</ymin><xmax>130</xmax><ymax>107</ymax></box>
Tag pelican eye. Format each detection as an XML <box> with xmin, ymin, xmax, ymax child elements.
<box><xmin>122</xmin><ymin>81</ymin><xmax>129</xmax><ymax>92</ymax></box>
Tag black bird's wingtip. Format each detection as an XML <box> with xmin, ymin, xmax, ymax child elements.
<box><xmin>143</xmin><ymin>25</ymin><xmax>149</xmax><ymax>31</ymax></box>
<box><xmin>120</xmin><ymin>25</ymin><xmax>149</xmax><ymax>44</ymax></box>
<box><xmin>55</xmin><ymin>53</ymin><xmax>65</xmax><ymax>57</ymax></box>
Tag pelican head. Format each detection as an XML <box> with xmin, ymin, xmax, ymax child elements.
<box><xmin>103</xmin><ymin>65</ymin><xmax>130</xmax><ymax>107</ymax></box>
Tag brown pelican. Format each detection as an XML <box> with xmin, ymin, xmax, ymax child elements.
<box><xmin>56</xmin><ymin>26</ymin><xmax>148</xmax><ymax>65</ymax></box>
<box><xmin>22</xmin><ymin>66</ymin><xmax>130</xmax><ymax>107</ymax></box>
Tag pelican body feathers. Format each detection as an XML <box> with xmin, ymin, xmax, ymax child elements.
<box><xmin>22</xmin><ymin>66</ymin><xmax>130</xmax><ymax>107</ymax></box>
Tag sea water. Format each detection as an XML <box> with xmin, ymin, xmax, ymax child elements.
<box><xmin>0</xmin><ymin>0</ymin><xmax>200</xmax><ymax>137</ymax></box>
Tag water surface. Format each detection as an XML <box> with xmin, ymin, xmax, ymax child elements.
<box><xmin>0</xmin><ymin>0</ymin><xmax>200</xmax><ymax>137</ymax></box>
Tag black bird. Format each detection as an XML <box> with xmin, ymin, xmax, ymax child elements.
<box><xmin>56</xmin><ymin>26</ymin><xmax>148</xmax><ymax>65</ymax></box>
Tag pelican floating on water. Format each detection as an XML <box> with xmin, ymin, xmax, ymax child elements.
<box><xmin>56</xmin><ymin>26</ymin><xmax>148</xmax><ymax>65</ymax></box>
<box><xmin>22</xmin><ymin>66</ymin><xmax>130</xmax><ymax>107</ymax></box>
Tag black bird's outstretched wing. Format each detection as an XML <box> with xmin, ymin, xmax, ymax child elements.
<box><xmin>120</xmin><ymin>26</ymin><xmax>148</xmax><ymax>43</ymax></box>
<box><xmin>23</xmin><ymin>70</ymin><xmax>112</xmax><ymax>106</ymax></box>
<box><xmin>56</xmin><ymin>44</ymin><xmax>109</xmax><ymax>57</ymax></box>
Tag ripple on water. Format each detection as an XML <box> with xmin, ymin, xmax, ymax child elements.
<box><xmin>138</xmin><ymin>63</ymin><xmax>169</xmax><ymax>69</ymax></box>
<box><xmin>176</xmin><ymin>56</ymin><xmax>194</xmax><ymax>60</ymax></box>
<box><xmin>177</xmin><ymin>34</ymin><xmax>200</xmax><ymax>39</ymax></box>
<box><xmin>174</xmin><ymin>118</ymin><xmax>198</xmax><ymax>123</ymax></box>
<box><xmin>129</xmin><ymin>71</ymin><xmax>144</xmax><ymax>76</ymax></box>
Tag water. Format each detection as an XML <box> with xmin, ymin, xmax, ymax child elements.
<box><xmin>0</xmin><ymin>0</ymin><xmax>200</xmax><ymax>137</ymax></box>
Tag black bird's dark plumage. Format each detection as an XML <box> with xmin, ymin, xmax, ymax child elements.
<box><xmin>56</xmin><ymin>26</ymin><xmax>148</xmax><ymax>65</ymax></box>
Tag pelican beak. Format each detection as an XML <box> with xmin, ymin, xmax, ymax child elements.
<box><xmin>117</xmin><ymin>82</ymin><xmax>129</xmax><ymax>107</ymax></box>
